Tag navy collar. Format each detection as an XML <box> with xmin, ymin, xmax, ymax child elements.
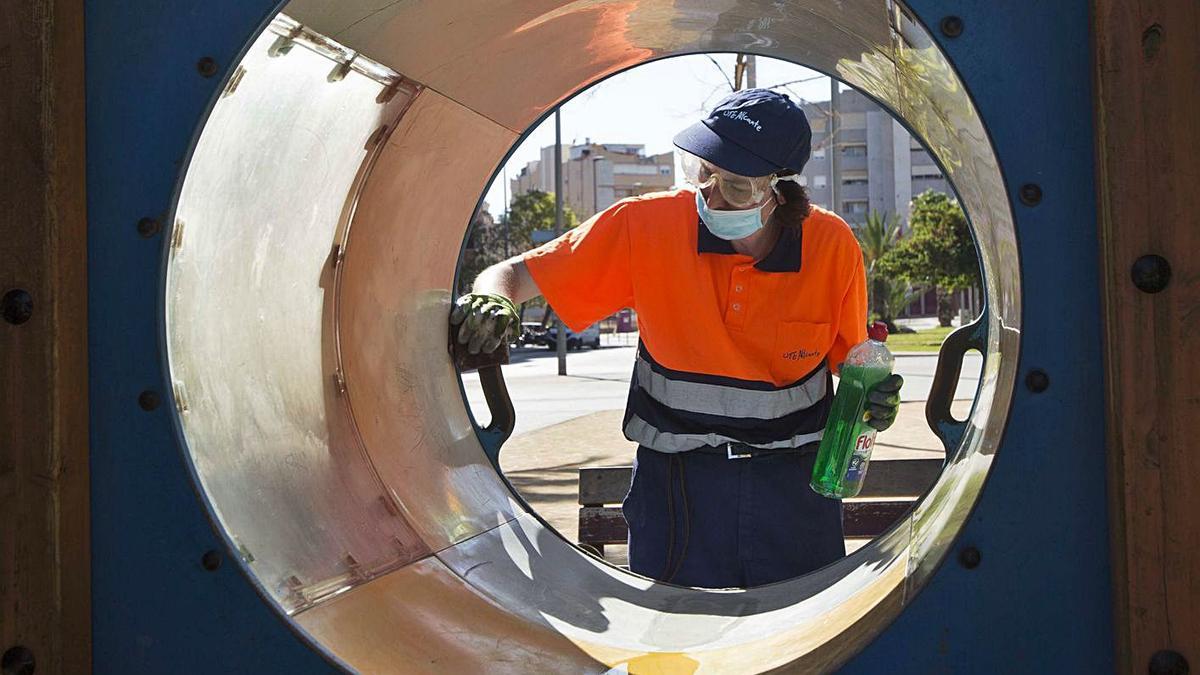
<box><xmin>696</xmin><ymin>216</ymin><xmax>803</xmax><ymax>273</ymax></box>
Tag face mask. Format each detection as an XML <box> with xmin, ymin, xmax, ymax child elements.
<box><xmin>696</xmin><ymin>189</ymin><xmax>770</xmax><ymax>241</ymax></box>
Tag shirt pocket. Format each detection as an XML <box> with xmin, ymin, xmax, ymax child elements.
<box><xmin>772</xmin><ymin>321</ymin><xmax>832</xmax><ymax>384</ymax></box>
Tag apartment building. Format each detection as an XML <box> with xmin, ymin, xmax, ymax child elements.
<box><xmin>510</xmin><ymin>142</ymin><xmax>675</xmax><ymax>220</ymax></box>
<box><xmin>799</xmin><ymin>89</ymin><xmax>953</xmax><ymax>227</ymax></box>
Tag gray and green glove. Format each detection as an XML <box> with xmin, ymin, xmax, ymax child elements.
<box><xmin>449</xmin><ymin>292</ymin><xmax>520</xmax><ymax>355</ymax></box>
<box><xmin>864</xmin><ymin>374</ymin><xmax>904</xmax><ymax>431</ymax></box>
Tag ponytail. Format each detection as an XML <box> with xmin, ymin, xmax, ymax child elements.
<box><xmin>771</xmin><ymin>170</ymin><xmax>811</xmax><ymax>238</ymax></box>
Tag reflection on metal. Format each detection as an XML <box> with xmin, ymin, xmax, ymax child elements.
<box><xmin>167</xmin><ymin>0</ymin><xmax>1020</xmax><ymax>670</ymax></box>
<box><xmin>167</xmin><ymin>23</ymin><xmax>428</xmax><ymax>614</ymax></box>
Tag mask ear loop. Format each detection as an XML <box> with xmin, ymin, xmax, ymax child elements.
<box><xmin>770</xmin><ymin>173</ymin><xmax>803</xmax><ymax>205</ymax></box>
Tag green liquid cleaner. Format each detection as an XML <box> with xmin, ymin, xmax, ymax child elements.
<box><xmin>810</xmin><ymin>322</ymin><xmax>894</xmax><ymax>499</ymax></box>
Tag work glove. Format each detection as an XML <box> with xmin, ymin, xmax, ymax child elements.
<box><xmin>864</xmin><ymin>374</ymin><xmax>904</xmax><ymax>432</ymax></box>
<box><xmin>449</xmin><ymin>292</ymin><xmax>520</xmax><ymax>356</ymax></box>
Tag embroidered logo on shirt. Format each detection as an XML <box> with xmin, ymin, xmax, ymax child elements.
<box><xmin>782</xmin><ymin>348</ymin><xmax>820</xmax><ymax>361</ymax></box>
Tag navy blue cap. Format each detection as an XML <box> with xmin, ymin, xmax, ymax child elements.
<box><xmin>673</xmin><ymin>88</ymin><xmax>812</xmax><ymax>178</ymax></box>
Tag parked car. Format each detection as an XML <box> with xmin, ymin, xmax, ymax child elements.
<box><xmin>516</xmin><ymin>322</ymin><xmax>548</xmax><ymax>348</ymax></box>
<box><xmin>539</xmin><ymin>323</ymin><xmax>601</xmax><ymax>350</ymax></box>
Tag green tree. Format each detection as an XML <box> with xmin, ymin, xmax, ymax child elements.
<box><xmin>855</xmin><ymin>210</ymin><xmax>903</xmax><ymax>329</ymax></box>
<box><xmin>459</xmin><ymin>190</ymin><xmax>578</xmax><ymax>298</ymax></box>
<box><xmin>877</xmin><ymin>190</ymin><xmax>980</xmax><ymax>327</ymax></box>
<box><xmin>501</xmin><ymin>190</ymin><xmax>579</xmax><ymax>251</ymax></box>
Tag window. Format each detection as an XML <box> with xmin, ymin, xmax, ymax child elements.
<box><xmin>842</xmin><ymin>170</ymin><xmax>868</xmax><ymax>186</ymax></box>
<box><xmin>842</xmin><ymin>144</ymin><xmax>868</xmax><ymax>157</ymax></box>
<box><xmin>812</xmin><ymin>147</ymin><xmax>826</xmax><ymax>160</ymax></box>
<box><xmin>813</xmin><ymin>175</ymin><xmax>827</xmax><ymax>188</ymax></box>
<box><xmin>912</xmin><ymin>170</ymin><xmax>944</xmax><ymax>180</ymax></box>
<box><xmin>842</xmin><ymin>200</ymin><xmax>869</xmax><ymax>215</ymax></box>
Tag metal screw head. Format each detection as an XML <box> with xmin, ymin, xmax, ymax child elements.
<box><xmin>197</xmin><ymin>56</ymin><xmax>218</xmax><ymax>78</ymax></box>
<box><xmin>1</xmin><ymin>289</ymin><xmax>33</xmax><ymax>325</ymax></box>
<box><xmin>1131</xmin><ymin>255</ymin><xmax>1171</xmax><ymax>294</ymax></box>
<box><xmin>1149</xmin><ymin>650</ymin><xmax>1189</xmax><ymax>675</ymax></box>
<box><xmin>1025</xmin><ymin>369</ymin><xmax>1050</xmax><ymax>393</ymax></box>
<box><xmin>201</xmin><ymin>549</ymin><xmax>222</xmax><ymax>572</ymax></box>
<box><xmin>940</xmin><ymin>16</ymin><xmax>964</xmax><ymax>38</ymax></box>
<box><xmin>137</xmin><ymin>217</ymin><xmax>161</xmax><ymax>238</ymax></box>
<box><xmin>2</xmin><ymin>645</ymin><xmax>36</xmax><ymax>675</ymax></box>
<box><xmin>958</xmin><ymin>546</ymin><xmax>981</xmax><ymax>569</ymax></box>
<box><xmin>138</xmin><ymin>390</ymin><xmax>161</xmax><ymax>411</ymax></box>
<box><xmin>1019</xmin><ymin>183</ymin><xmax>1043</xmax><ymax>206</ymax></box>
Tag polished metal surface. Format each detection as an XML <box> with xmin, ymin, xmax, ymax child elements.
<box><xmin>166</xmin><ymin>24</ymin><xmax>429</xmax><ymax>613</ymax></box>
<box><xmin>167</xmin><ymin>0</ymin><xmax>1020</xmax><ymax>670</ymax></box>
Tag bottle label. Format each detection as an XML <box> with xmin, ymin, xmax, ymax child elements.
<box><xmin>843</xmin><ymin>430</ymin><xmax>877</xmax><ymax>482</ymax></box>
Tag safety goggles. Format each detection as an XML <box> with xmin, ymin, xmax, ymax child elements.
<box><xmin>679</xmin><ymin>151</ymin><xmax>777</xmax><ymax>209</ymax></box>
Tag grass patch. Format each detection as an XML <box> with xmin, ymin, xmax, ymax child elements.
<box><xmin>887</xmin><ymin>325</ymin><xmax>955</xmax><ymax>352</ymax></box>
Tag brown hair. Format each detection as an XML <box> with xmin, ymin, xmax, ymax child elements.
<box><xmin>770</xmin><ymin>170</ymin><xmax>811</xmax><ymax>238</ymax></box>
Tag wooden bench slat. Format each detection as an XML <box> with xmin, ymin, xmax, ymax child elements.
<box><xmin>578</xmin><ymin>466</ymin><xmax>633</xmax><ymax>506</ymax></box>
<box><xmin>578</xmin><ymin>506</ymin><xmax>628</xmax><ymax>545</ymax></box>
<box><xmin>842</xmin><ymin>501</ymin><xmax>915</xmax><ymax>537</ymax></box>
<box><xmin>578</xmin><ymin>501</ymin><xmax>917</xmax><ymax>546</ymax></box>
<box><xmin>578</xmin><ymin>458</ymin><xmax>942</xmax><ymax>505</ymax></box>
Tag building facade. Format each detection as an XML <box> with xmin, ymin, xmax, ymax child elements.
<box><xmin>799</xmin><ymin>89</ymin><xmax>952</xmax><ymax>227</ymax></box>
<box><xmin>510</xmin><ymin>142</ymin><xmax>675</xmax><ymax>220</ymax></box>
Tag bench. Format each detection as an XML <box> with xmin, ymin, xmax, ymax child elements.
<box><xmin>577</xmin><ymin>458</ymin><xmax>943</xmax><ymax>558</ymax></box>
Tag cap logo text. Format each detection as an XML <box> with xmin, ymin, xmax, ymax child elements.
<box><xmin>721</xmin><ymin>110</ymin><xmax>763</xmax><ymax>131</ymax></box>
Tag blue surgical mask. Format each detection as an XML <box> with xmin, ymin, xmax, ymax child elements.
<box><xmin>696</xmin><ymin>189</ymin><xmax>768</xmax><ymax>240</ymax></box>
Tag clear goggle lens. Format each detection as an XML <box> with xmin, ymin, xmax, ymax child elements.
<box><xmin>679</xmin><ymin>151</ymin><xmax>774</xmax><ymax>209</ymax></box>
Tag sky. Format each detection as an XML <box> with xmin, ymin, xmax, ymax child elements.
<box><xmin>482</xmin><ymin>54</ymin><xmax>841</xmax><ymax>219</ymax></box>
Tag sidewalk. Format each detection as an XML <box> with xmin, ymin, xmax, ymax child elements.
<box><xmin>498</xmin><ymin>399</ymin><xmax>969</xmax><ymax>545</ymax></box>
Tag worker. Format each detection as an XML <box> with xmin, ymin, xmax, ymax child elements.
<box><xmin>450</xmin><ymin>89</ymin><xmax>903</xmax><ymax>589</ymax></box>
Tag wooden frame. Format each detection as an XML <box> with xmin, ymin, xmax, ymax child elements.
<box><xmin>0</xmin><ymin>0</ymin><xmax>90</xmax><ymax>671</ymax></box>
<box><xmin>1094</xmin><ymin>0</ymin><xmax>1199</xmax><ymax>670</ymax></box>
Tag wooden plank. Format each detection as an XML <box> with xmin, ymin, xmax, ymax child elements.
<box><xmin>0</xmin><ymin>0</ymin><xmax>90</xmax><ymax>671</ymax></box>
<box><xmin>855</xmin><ymin>459</ymin><xmax>942</xmax><ymax>499</ymax></box>
<box><xmin>1093</xmin><ymin>0</ymin><xmax>1200</xmax><ymax>670</ymax></box>
<box><xmin>579</xmin><ymin>500</ymin><xmax>915</xmax><ymax>548</ymax></box>
<box><xmin>578</xmin><ymin>506</ymin><xmax>627</xmax><ymax>546</ymax></box>
<box><xmin>578</xmin><ymin>459</ymin><xmax>941</xmax><ymax>505</ymax></box>
<box><xmin>578</xmin><ymin>466</ymin><xmax>633</xmax><ymax>505</ymax></box>
<box><xmin>842</xmin><ymin>501</ymin><xmax>914</xmax><ymax>538</ymax></box>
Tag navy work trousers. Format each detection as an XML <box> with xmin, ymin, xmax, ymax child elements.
<box><xmin>622</xmin><ymin>445</ymin><xmax>845</xmax><ymax>588</ymax></box>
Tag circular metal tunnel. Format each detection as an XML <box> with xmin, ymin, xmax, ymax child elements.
<box><xmin>165</xmin><ymin>1</ymin><xmax>1020</xmax><ymax>671</ymax></box>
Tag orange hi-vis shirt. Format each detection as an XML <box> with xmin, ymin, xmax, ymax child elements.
<box><xmin>523</xmin><ymin>188</ymin><xmax>867</xmax><ymax>454</ymax></box>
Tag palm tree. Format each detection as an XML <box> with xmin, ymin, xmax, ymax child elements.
<box><xmin>855</xmin><ymin>210</ymin><xmax>903</xmax><ymax>326</ymax></box>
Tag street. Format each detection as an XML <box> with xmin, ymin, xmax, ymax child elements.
<box><xmin>463</xmin><ymin>338</ymin><xmax>983</xmax><ymax>438</ymax></box>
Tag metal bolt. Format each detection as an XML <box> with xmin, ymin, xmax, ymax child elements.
<box><xmin>1149</xmin><ymin>650</ymin><xmax>1189</xmax><ymax>675</ymax></box>
<box><xmin>1</xmin><ymin>289</ymin><xmax>33</xmax><ymax>325</ymax></box>
<box><xmin>137</xmin><ymin>217</ymin><xmax>161</xmax><ymax>238</ymax></box>
<box><xmin>958</xmin><ymin>546</ymin><xmax>981</xmax><ymax>569</ymax></box>
<box><xmin>138</xmin><ymin>390</ymin><xmax>161</xmax><ymax>411</ymax></box>
<box><xmin>2</xmin><ymin>645</ymin><xmax>36</xmax><ymax>675</ymax></box>
<box><xmin>201</xmin><ymin>549</ymin><xmax>222</xmax><ymax>572</ymax></box>
<box><xmin>1019</xmin><ymin>183</ymin><xmax>1043</xmax><ymax>206</ymax></box>
<box><xmin>197</xmin><ymin>56</ymin><xmax>218</xmax><ymax>78</ymax></box>
<box><xmin>940</xmin><ymin>16</ymin><xmax>964</xmax><ymax>38</ymax></box>
<box><xmin>1131</xmin><ymin>255</ymin><xmax>1171</xmax><ymax>294</ymax></box>
<box><xmin>1025</xmin><ymin>369</ymin><xmax>1050</xmax><ymax>393</ymax></box>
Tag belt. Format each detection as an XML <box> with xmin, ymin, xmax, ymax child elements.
<box><xmin>691</xmin><ymin>442</ymin><xmax>815</xmax><ymax>460</ymax></box>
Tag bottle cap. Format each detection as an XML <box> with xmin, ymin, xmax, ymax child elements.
<box><xmin>867</xmin><ymin>321</ymin><xmax>888</xmax><ymax>342</ymax></box>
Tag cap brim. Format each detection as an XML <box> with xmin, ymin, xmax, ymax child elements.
<box><xmin>672</xmin><ymin>120</ymin><xmax>779</xmax><ymax>177</ymax></box>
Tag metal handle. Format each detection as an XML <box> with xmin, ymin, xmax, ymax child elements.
<box><xmin>475</xmin><ymin>364</ymin><xmax>515</xmax><ymax>465</ymax></box>
<box><xmin>450</xmin><ymin>331</ymin><xmax>516</xmax><ymax>467</ymax></box>
<box><xmin>925</xmin><ymin>315</ymin><xmax>987</xmax><ymax>453</ymax></box>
